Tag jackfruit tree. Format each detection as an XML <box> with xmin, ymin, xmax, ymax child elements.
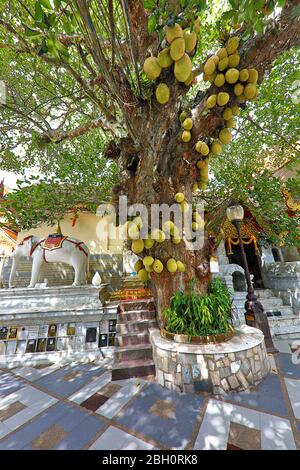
<box><xmin>0</xmin><ymin>0</ymin><xmax>300</xmax><ymax>322</ymax></box>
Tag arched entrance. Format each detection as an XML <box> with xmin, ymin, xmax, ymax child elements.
<box><xmin>226</xmin><ymin>238</ymin><xmax>263</xmax><ymax>288</ymax></box>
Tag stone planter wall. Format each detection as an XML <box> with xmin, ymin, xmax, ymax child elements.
<box><xmin>150</xmin><ymin>325</ymin><xmax>270</xmax><ymax>394</ymax></box>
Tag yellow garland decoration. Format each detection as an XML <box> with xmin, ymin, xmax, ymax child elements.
<box><xmin>227</xmin><ymin>235</ymin><xmax>258</xmax><ymax>255</ymax></box>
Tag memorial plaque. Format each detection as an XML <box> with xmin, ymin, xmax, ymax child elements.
<box><xmin>16</xmin><ymin>340</ymin><xmax>26</xmax><ymax>354</ymax></box>
<box><xmin>75</xmin><ymin>336</ymin><xmax>85</xmax><ymax>350</ymax></box>
<box><xmin>99</xmin><ymin>334</ymin><xmax>108</xmax><ymax>348</ymax></box>
<box><xmin>18</xmin><ymin>327</ymin><xmax>28</xmax><ymax>341</ymax></box>
<box><xmin>0</xmin><ymin>341</ymin><xmax>6</xmax><ymax>355</ymax></box>
<box><xmin>56</xmin><ymin>337</ymin><xmax>66</xmax><ymax>351</ymax></box>
<box><xmin>76</xmin><ymin>324</ymin><xmax>85</xmax><ymax>336</ymax></box>
<box><xmin>67</xmin><ymin>323</ymin><xmax>76</xmax><ymax>336</ymax></box>
<box><xmin>100</xmin><ymin>319</ymin><xmax>109</xmax><ymax>332</ymax></box>
<box><xmin>46</xmin><ymin>338</ymin><xmax>56</xmax><ymax>351</ymax></box>
<box><xmin>86</xmin><ymin>327</ymin><xmax>97</xmax><ymax>343</ymax></box>
<box><xmin>28</xmin><ymin>326</ymin><xmax>39</xmax><ymax>339</ymax></box>
<box><xmin>66</xmin><ymin>336</ymin><xmax>76</xmax><ymax>350</ymax></box>
<box><xmin>109</xmin><ymin>320</ymin><xmax>117</xmax><ymax>333</ymax></box>
<box><xmin>57</xmin><ymin>324</ymin><xmax>67</xmax><ymax>336</ymax></box>
<box><xmin>6</xmin><ymin>341</ymin><xmax>17</xmax><ymax>355</ymax></box>
<box><xmin>0</xmin><ymin>327</ymin><xmax>8</xmax><ymax>340</ymax></box>
<box><xmin>48</xmin><ymin>324</ymin><xmax>57</xmax><ymax>337</ymax></box>
<box><xmin>26</xmin><ymin>339</ymin><xmax>37</xmax><ymax>353</ymax></box>
<box><xmin>38</xmin><ymin>325</ymin><xmax>49</xmax><ymax>338</ymax></box>
<box><xmin>8</xmin><ymin>327</ymin><xmax>18</xmax><ymax>340</ymax></box>
<box><xmin>36</xmin><ymin>338</ymin><xmax>46</xmax><ymax>353</ymax></box>
<box><xmin>108</xmin><ymin>333</ymin><xmax>116</xmax><ymax>347</ymax></box>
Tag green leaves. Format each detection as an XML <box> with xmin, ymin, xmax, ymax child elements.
<box><xmin>34</xmin><ymin>1</ymin><xmax>45</xmax><ymax>24</ymax></box>
<box><xmin>163</xmin><ymin>278</ymin><xmax>233</xmax><ymax>336</ymax></box>
<box><xmin>143</xmin><ymin>0</ymin><xmax>157</xmax><ymax>9</ymax></box>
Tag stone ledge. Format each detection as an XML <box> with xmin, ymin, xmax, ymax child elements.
<box><xmin>149</xmin><ymin>324</ymin><xmax>264</xmax><ymax>354</ymax></box>
<box><xmin>150</xmin><ymin>325</ymin><xmax>270</xmax><ymax>394</ymax></box>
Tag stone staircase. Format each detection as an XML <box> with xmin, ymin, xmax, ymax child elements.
<box><xmin>233</xmin><ymin>288</ymin><xmax>300</xmax><ymax>336</ymax></box>
<box><xmin>112</xmin><ymin>298</ymin><xmax>157</xmax><ymax>380</ymax></box>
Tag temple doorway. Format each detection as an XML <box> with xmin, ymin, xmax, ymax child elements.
<box><xmin>227</xmin><ymin>239</ymin><xmax>264</xmax><ymax>289</ymax></box>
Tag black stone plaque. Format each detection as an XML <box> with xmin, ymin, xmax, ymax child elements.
<box><xmin>46</xmin><ymin>338</ymin><xmax>56</xmax><ymax>351</ymax></box>
<box><xmin>48</xmin><ymin>324</ymin><xmax>57</xmax><ymax>337</ymax></box>
<box><xmin>26</xmin><ymin>339</ymin><xmax>37</xmax><ymax>353</ymax></box>
<box><xmin>99</xmin><ymin>333</ymin><xmax>108</xmax><ymax>347</ymax></box>
<box><xmin>37</xmin><ymin>338</ymin><xmax>46</xmax><ymax>352</ymax></box>
<box><xmin>0</xmin><ymin>327</ymin><xmax>8</xmax><ymax>340</ymax></box>
<box><xmin>86</xmin><ymin>327</ymin><xmax>97</xmax><ymax>343</ymax></box>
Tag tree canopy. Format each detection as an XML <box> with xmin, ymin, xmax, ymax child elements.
<box><xmin>0</xmin><ymin>1</ymin><xmax>300</xmax><ymax>312</ymax></box>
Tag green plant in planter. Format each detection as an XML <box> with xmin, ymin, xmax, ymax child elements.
<box><xmin>163</xmin><ymin>278</ymin><xmax>233</xmax><ymax>337</ymax></box>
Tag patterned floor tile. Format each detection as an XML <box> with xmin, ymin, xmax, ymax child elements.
<box><xmin>68</xmin><ymin>370</ymin><xmax>111</xmax><ymax>404</ymax></box>
<box><xmin>228</xmin><ymin>422</ymin><xmax>261</xmax><ymax>450</ymax></box>
<box><xmin>0</xmin><ymin>385</ymin><xmax>57</xmax><ymax>439</ymax></box>
<box><xmin>222</xmin><ymin>374</ymin><xmax>287</xmax><ymax>416</ymax></box>
<box><xmin>273</xmin><ymin>340</ymin><xmax>293</xmax><ymax>354</ymax></box>
<box><xmin>193</xmin><ymin>400</ymin><xmax>231</xmax><ymax>450</ymax></box>
<box><xmin>96</xmin><ymin>379</ymin><xmax>145</xmax><ymax>420</ymax></box>
<box><xmin>0</xmin><ymin>401</ymin><xmax>106</xmax><ymax>450</ymax></box>
<box><xmin>11</xmin><ymin>363</ymin><xmax>63</xmax><ymax>382</ymax></box>
<box><xmin>0</xmin><ymin>370</ymin><xmax>24</xmax><ymax>398</ymax></box>
<box><xmin>278</xmin><ymin>353</ymin><xmax>300</xmax><ymax>379</ymax></box>
<box><xmin>34</xmin><ymin>363</ymin><xmax>106</xmax><ymax>398</ymax></box>
<box><xmin>193</xmin><ymin>399</ymin><xmax>296</xmax><ymax>450</ymax></box>
<box><xmin>284</xmin><ymin>377</ymin><xmax>300</xmax><ymax>419</ymax></box>
<box><xmin>260</xmin><ymin>412</ymin><xmax>296</xmax><ymax>450</ymax></box>
<box><xmin>53</xmin><ymin>414</ymin><xmax>106</xmax><ymax>450</ymax></box>
<box><xmin>89</xmin><ymin>426</ymin><xmax>155</xmax><ymax>450</ymax></box>
<box><xmin>116</xmin><ymin>383</ymin><xmax>204</xmax><ymax>449</ymax></box>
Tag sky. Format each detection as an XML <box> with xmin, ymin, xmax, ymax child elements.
<box><xmin>0</xmin><ymin>170</ymin><xmax>21</xmax><ymax>189</ymax></box>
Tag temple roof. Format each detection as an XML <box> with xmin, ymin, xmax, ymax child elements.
<box><xmin>0</xmin><ymin>225</ymin><xmax>18</xmax><ymax>246</ymax></box>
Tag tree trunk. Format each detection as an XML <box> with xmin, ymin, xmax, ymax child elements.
<box><xmin>150</xmin><ymin>241</ymin><xmax>211</xmax><ymax>326</ymax></box>
<box><xmin>113</xmin><ymin>136</ymin><xmax>212</xmax><ymax>322</ymax></box>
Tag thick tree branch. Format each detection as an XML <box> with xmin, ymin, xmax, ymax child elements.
<box><xmin>39</xmin><ymin>118</ymin><xmax>117</xmax><ymax>144</ymax></box>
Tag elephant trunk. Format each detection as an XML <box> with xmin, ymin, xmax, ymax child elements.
<box><xmin>9</xmin><ymin>255</ymin><xmax>18</xmax><ymax>288</ymax></box>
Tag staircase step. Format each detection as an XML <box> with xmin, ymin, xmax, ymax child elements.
<box><xmin>260</xmin><ymin>298</ymin><xmax>283</xmax><ymax>308</ymax></box>
<box><xmin>255</xmin><ymin>289</ymin><xmax>276</xmax><ymax>299</ymax></box>
<box><xmin>116</xmin><ymin>319</ymin><xmax>157</xmax><ymax>335</ymax></box>
<box><xmin>264</xmin><ymin>306</ymin><xmax>294</xmax><ymax>316</ymax></box>
<box><xmin>118</xmin><ymin>309</ymin><xmax>156</xmax><ymax>323</ymax></box>
<box><xmin>268</xmin><ymin>315</ymin><xmax>300</xmax><ymax>336</ymax></box>
<box><xmin>112</xmin><ymin>359</ymin><xmax>155</xmax><ymax>381</ymax></box>
<box><xmin>118</xmin><ymin>299</ymin><xmax>155</xmax><ymax>312</ymax></box>
<box><xmin>114</xmin><ymin>344</ymin><xmax>153</xmax><ymax>362</ymax></box>
<box><xmin>117</xmin><ymin>333</ymin><xmax>150</xmax><ymax>347</ymax></box>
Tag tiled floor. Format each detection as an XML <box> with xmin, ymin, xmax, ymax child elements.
<box><xmin>0</xmin><ymin>336</ymin><xmax>299</xmax><ymax>450</ymax></box>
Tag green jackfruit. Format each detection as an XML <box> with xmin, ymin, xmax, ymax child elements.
<box><xmin>157</xmin><ymin>48</ymin><xmax>173</xmax><ymax>68</ymax></box>
<box><xmin>156</xmin><ymin>83</ymin><xmax>170</xmax><ymax>105</ymax></box>
<box><xmin>174</xmin><ymin>53</ymin><xmax>192</xmax><ymax>82</ymax></box>
<box><xmin>170</xmin><ymin>37</ymin><xmax>185</xmax><ymax>61</ymax></box>
<box><xmin>166</xmin><ymin>23</ymin><xmax>183</xmax><ymax>44</ymax></box>
<box><xmin>143</xmin><ymin>57</ymin><xmax>161</xmax><ymax>80</ymax></box>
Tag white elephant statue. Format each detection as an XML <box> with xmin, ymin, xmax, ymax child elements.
<box><xmin>9</xmin><ymin>235</ymin><xmax>90</xmax><ymax>288</ymax></box>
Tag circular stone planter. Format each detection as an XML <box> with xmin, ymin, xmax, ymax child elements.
<box><xmin>150</xmin><ymin>325</ymin><xmax>271</xmax><ymax>395</ymax></box>
<box><xmin>160</xmin><ymin>328</ymin><xmax>235</xmax><ymax>345</ymax></box>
